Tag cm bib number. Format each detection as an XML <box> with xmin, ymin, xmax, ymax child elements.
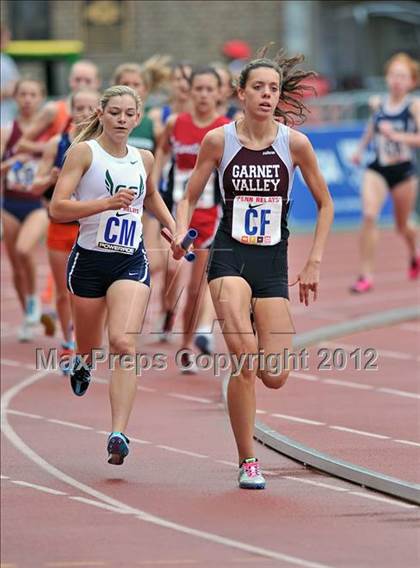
<box><xmin>96</xmin><ymin>210</ymin><xmax>141</xmax><ymax>254</ymax></box>
<box><xmin>232</xmin><ymin>195</ymin><xmax>282</xmax><ymax>245</ymax></box>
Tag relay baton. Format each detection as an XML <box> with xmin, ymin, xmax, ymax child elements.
<box><xmin>161</xmin><ymin>228</ymin><xmax>197</xmax><ymax>262</ymax></box>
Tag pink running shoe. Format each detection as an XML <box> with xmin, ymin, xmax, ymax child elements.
<box><xmin>408</xmin><ymin>257</ymin><xmax>420</xmax><ymax>280</ymax></box>
<box><xmin>350</xmin><ymin>276</ymin><xmax>373</xmax><ymax>294</ymax></box>
<box><xmin>238</xmin><ymin>458</ymin><xmax>266</xmax><ymax>489</ymax></box>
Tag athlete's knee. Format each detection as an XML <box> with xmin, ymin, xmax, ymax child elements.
<box><xmin>363</xmin><ymin>214</ymin><xmax>377</xmax><ymax>226</ymax></box>
<box><xmin>258</xmin><ymin>368</ymin><xmax>290</xmax><ymax>389</ymax></box>
<box><xmin>109</xmin><ymin>334</ymin><xmax>136</xmax><ymax>357</ymax></box>
<box><xmin>395</xmin><ymin>220</ymin><xmax>409</xmax><ymax>235</ymax></box>
<box><xmin>55</xmin><ymin>288</ymin><xmax>70</xmax><ymax>305</ymax></box>
<box><xmin>235</xmin><ymin>365</ymin><xmax>257</xmax><ymax>385</ymax></box>
<box><xmin>15</xmin><ymin>244</ymin><xmax>32</xmax><ymax>262</ymax></box>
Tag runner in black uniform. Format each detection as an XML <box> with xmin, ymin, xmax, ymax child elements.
<box><xmin>351</xmin><ymin>53</ymin><xmax>420</xmax><ymax>292</ymax></box>
<box><xmin>173</xmin><ymin>49</ymin><xmax>334</xmax><ymax>490</ymax></box>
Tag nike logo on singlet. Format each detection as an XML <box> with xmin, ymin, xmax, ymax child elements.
<box><xmin>248</xmin><ymin>203</ymin><xmax>264</xmax><ymax>209</ymax></box>
<box><xmin>130</xmin><ymin>160</ymin><xmax>138</xmax><ymax>165</ymax></box>
<box><xmin>116</xmin><ymin>211</ymin><xmax>130</xmax><ymax>217</ymax></box>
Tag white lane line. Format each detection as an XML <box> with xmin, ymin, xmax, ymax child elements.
<box><xmin>322</xmin><ymin>341</ymin><xmax>416</xmax><ymax>362</ymax></box>
<box><xmin>138</xmin><ymin>385</ymin><xmax>156</xmax><ymax>393</ymax></box>
<box><xmin>323</xmin><ymin>379</ymin><xmax>373</xmax><ymax>391</ymax></box>
<box><xmin>47</xmin><ymin>419</ymin><xmax>93</xmax><ymax>431</ymax></box>
<box><xmin>329</xmin><ymin>426</ymin><xmax>389</xmax><ymax>440</ymax></box>
<box><xmin>216</xmin><ymin>460</ymin><xmax>237</xmax><ymax>468</ymax></box>
<box><xmin>348</xmin><ymin>491</ymin><xmax>417</xmax><ymax>509</ymax></box>
<box><xmin>7</xmin><ymin>409</ymin><xmax>43</xmax><ymax>419</ymax></box>
<box><xmin>129</xmin><ymin>436</ymin><xmax>152</xmax><ymax>445</ymax></box>
<box><xmin>290</xmin><ymin>372</ymin><xmax>419</xmax><ymax>400</ymax></box>
<box><xmin>10</xmin><ymin>480</ymin><xmax>67</xmax><ymax>496</ymax></box>
<box><xmin>256</xmin><ymin>409</ymin><xmax>268</xmax><ymax>415</ymax></box>
<box><xmin>283</xmin><ymin>476</ymin><xmax>348</xmax><ymax>493</ymax></box>
<box><xmin>168</xmin><ymin>393</ymin><xmax>213</xmax><ymax>404</ymax></box>
<box><xmin>156</xmin><ymin>445</ymin><xmax>208</xmax><ymax>459</ymax></box>
<box><xmin>2</xmin><ymin>358</ymin><xmax>35</xmax><ymax>370</ymax></box>
<box><xmin>1</xmin><ymin>370</ymin><xmax>332</xmax><ymax>568</ymax></box>
<box><xmin>394</xmin><ymin>439</ymin><xmax>420</xmax><ymax>448</ymax></box>
<box><xmin>398</xmin><ymin>323</ymin><xmax>420</xmax><ymax>332</ymax></box>
<box><xmin>69</xmin><ymin>496</ymin><xmax>132</xmax><ymax>514</ymax></box>
<box><xmin>1</xmin><ymin>474</ymin><xmax>10</xmax><ymax>479</ymax></box>
<box><xmin>377</xmin><ymin>388</ymin><xmax>420</xmax><ymax>400</ymax></box>
<box><xmin>271</xmin><ymin>414</ymin><xmax>325</xmax><ymax>426</ymax></box>
<box><xmin>290</xmin><ymin>372</ymin><xmax>319</xmax><ymax>382</ymax></box>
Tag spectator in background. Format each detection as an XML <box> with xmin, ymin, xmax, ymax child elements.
<box><xmin>1</xmin><ymin>25</ymin><xmax>20</xmax><ymax>128</ymax></box>
<box><xmin>222</xmin><ymin>39</ymin><xmax>251</xmax><ymax>77</ymax></box>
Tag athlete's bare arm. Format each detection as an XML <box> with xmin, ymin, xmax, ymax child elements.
<box><xmin>50</xmin><ymin>143</ymin><xmax>135</xmax><ymax>222</ymax></box>
<box><xmin>140</xmin><ymin>149</ymin><xmax>176</xmax><ymax>234</ymax></box>
<box><xmin>172</xmin><ymin>127</ymin><xmax>224</xmax><ymax>258</ymax></box>
<box><xmin>148</xmin><ymin>106</ymin><xmax>165</xmax><ymax>144</ymax></box>
<box><xmin>14</xmin><ymin>102</ymin><xmax>57</xmax><ymax>151</ymax></box>
<box><xmin>151</xmin><ymin>114</ymin><xmax>177</xmax><ymax>187</ymax></box>
<box><xmin>30</xmin><ymin>135</ymin><xmax>60</xmax><ymax>195</ymax></box>
<box><xmin>290</xmin><ymin>129</ymin><xmax>334</xmax><ymax>305</ymax></box>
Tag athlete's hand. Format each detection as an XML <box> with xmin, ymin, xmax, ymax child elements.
<box><xmin>350</xmin><ymin>150</ymin><xmax>363</xmax><ymax>166</ymax></box>
<box><xmin>171</xmin><ymin>233</ymin><xmax>188</xmax><ymax>260</ymax></box>
<box><xmin>106</xmin><ymin>188</ymin><xmax>136</xmax><ymax>210</ymax></box>
<box><xmin>378</xmin><ymin>121</ymin><xmax>394</xmax><ymax>138</ymax></box>
<box><xmin>49</xmin><ymin>166</ymin><xmax>60</xmax><ymax>186</ymax></box>
<box><xmin>297</xmin><ymin>260</ymin><xmax>320</xmax><ymax>306</ymax></box>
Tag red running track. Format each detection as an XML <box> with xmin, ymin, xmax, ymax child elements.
<box><xmin>1</xmin><ymin>229</ymin><xmax>420</xmax><ymax>567</ymax></box>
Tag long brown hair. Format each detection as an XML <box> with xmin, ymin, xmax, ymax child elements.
<box><xmin>238</xmin><ymin>45</ymin><xmax>316</xmax><ymax>125</ymax></box>
<box><xmin>71</xmin><ymin>85</ymin><xmax>142</xmax><ymax>146</ymax></box>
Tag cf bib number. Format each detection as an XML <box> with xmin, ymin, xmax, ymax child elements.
<box><xmin>96</xmin><ymin>210</ymin><xmax>141</xmax><ymax>254</ymax></box>
<box><xmin>232</xmin><ymin>196</ymin><xmax>282</xmax><ymax>245</ymax></box>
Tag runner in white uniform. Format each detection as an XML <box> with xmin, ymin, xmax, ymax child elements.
<box><xmin>50</xmin><ymin>86</ymin><xmax>176</xmax><ymax>466</ymax></box>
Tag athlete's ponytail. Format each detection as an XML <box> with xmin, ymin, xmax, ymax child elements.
<box><xmin>140</xmin><ymin>54</ymin><xmax>172</xmax><ymax>93</ymax></box>
<box><xmin>71</xmin><ymin>85</ymin><xmax>142</xmax><ymax>147</ymax></box>
<box><xmin>238</xmin><ymin>45</ymin><xmax>316</xmax><ymax>126</ymax></box>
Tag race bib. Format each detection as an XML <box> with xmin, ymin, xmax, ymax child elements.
<box><xmin>232</xmin><ymin>195</ymin><xmax>282</xmax><ymax>245</ymax></box>
<box><xmin>173</xmin><ymin>169</ymin><xmax>216</xmax><ymax>208</ymax></box>
<box><xmin>377</xmin><ymin>122</ymin><xmax>411</xmax><ymax>166</ymax></box>
<box><xmin>6</xmin><ymin>159</ymin><xmax>39</xmax><ymax>192</ymax></box>
<box><xmin>96</xmin><ymin>208</ymin><xmax>142</xmax><ymax>254</ymax></box>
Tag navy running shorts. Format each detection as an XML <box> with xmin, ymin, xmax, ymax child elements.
<box><xmin>67</xmin><ymin>242</ymin><xmax>150</xmax><ymax>298</ymax></box>
<box><xmin>2</xmin><ymin>192</ymin><xmax>44</xmax><ymax>223</ymax></box>
<box><xmin>367</xmin><ymin>161</ymin><xmax>416</xmax><ymax>190</ymax></box>
<box><xmin>207</xmin><ymin>228</ymin><xmax>289</xmax><ymax>299</ymax></box>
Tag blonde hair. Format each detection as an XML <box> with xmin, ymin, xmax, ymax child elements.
<box><xmin>72</xmin><ymin>85</ymin><xmax>142</xmax><ymax>146</ymax></box>
<box><xmin>140</xmin><ymin>54</ymin><xmax>172</xmax><ymax>92</ymax></box>
<box><xmin>113</xmin><ymin>56</ymin><xmax>172</xmax><ymax>94</ymax></box>
<box><xmin>385</xmin><ymin>52</ymin><xmax>420</xmax><ymax>86</ymax></box>
<box><xmin>112</xmin><ymin>62</ymin><xmax>143</xmax><ymax>86</ymax></box>
<box><xmin>69</xmin><ymin>87</ymin><xmax>100</xmax><ymax>111</ymax></box>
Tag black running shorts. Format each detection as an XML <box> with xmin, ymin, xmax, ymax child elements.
<box><xmin>67</xmin><ymin>242</ymin><xmax>150</xmax><ymax>298</ymax></box>
<box><xmin>207</xmin><ymin>228</ymin><xmax>289</xmax><ymax>299</ymax></box>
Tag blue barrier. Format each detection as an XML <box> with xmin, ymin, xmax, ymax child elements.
<box><xmin>289</xmin><ymin>121</ymin><xmax>394</xmax><ymax>227</ymax></box>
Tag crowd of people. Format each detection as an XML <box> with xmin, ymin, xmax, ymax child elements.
<box><xmin>1</xmin><ymin>43</ymin><xmax>418</xmax><ymax>489</ymax></box>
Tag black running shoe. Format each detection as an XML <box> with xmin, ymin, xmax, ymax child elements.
<box><xmin>107</xmin><ymin>432</ymin><xmax>130</xmax><ymax>465</ymax></box>
<box><xmin>70</xmin><ymin>357</ymin><xmax>91</xmax><ymax>397</ymax></box>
